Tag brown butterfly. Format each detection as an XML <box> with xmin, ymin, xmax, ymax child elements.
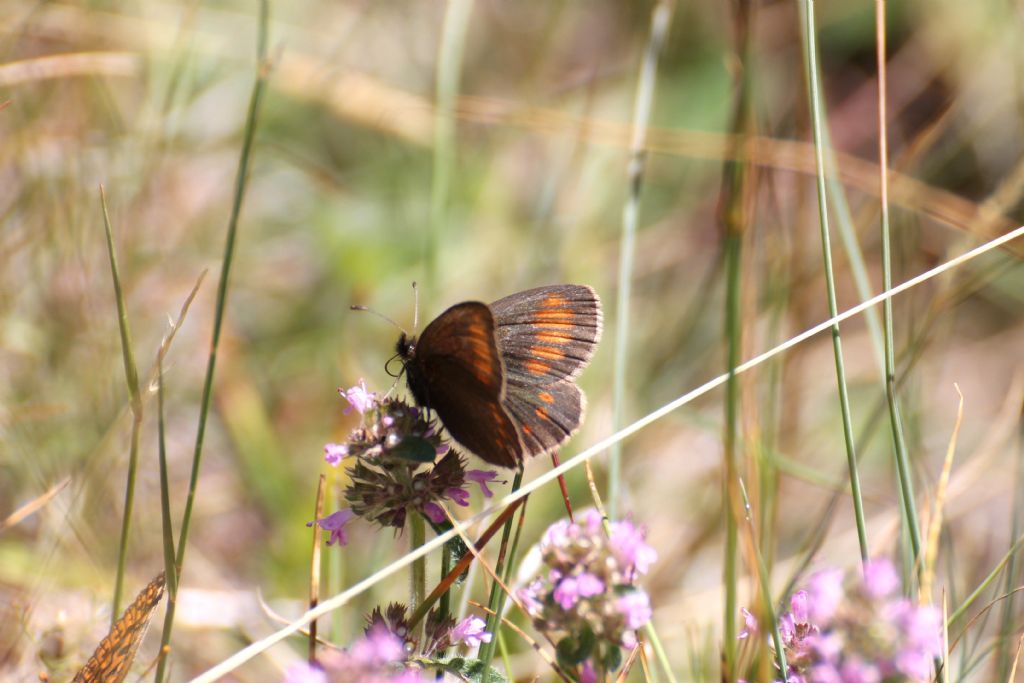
<box><xmin>72</xmin><ymin>573</ymin><xmax>166</xmax><ymax>683</ymax></box>
<box><xmin>396</xmin><ymin>284</ymin><xmax>602</xmax><ymax>468</ymax></box>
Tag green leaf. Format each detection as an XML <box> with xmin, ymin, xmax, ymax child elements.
<box><xmin>390</xmin><ymin>435</ymin><xmax>438</xmax><ymax>462</ymax></box>
<box><xmin>555</xmin><ymin>626</ymin><xmax>596</xmax><ymax>667</ymax></box>
<box><xmin>601</xmin><ymin>643</ymin><xmax>622</xmax><ymax>670</ymax></box>
<box><xmin>423</xmin><ymin>515</ymin><xmax>471</xmax><ymax>583</ymax></box>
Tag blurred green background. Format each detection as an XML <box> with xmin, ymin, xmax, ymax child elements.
<box><xmin>2</xmin><ymin>0</ymin><xmax>1023</xmax><ymax>680</ymax></box>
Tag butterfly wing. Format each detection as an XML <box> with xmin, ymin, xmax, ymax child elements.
<box><xmin>73</xmin><ymin>572</ymin><xmax>166</xmax><ymax>683</ymax></box>
<box><xmin>490</xmin><ymin>285</ymin><xmax>602</xmax><ymax>457</ymax></box>
<box><xmin>412</xmin><ymin>302</ymin><xmax>523</xmax><ymax>468</ymax></box>
<box><xmin>490</xmin><ymin>284</ymin><xmax>602</xmax><ymax>383</ymax></box>
<box><xmin>502</xmin><ymin>380</ymin><xmax>586</xmax><ymax>458</ymax></box>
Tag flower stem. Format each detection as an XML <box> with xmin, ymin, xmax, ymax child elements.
<box><xmin>479</xmin><ymin>468</ymin><xmax>524</xmax><ymax>680</ymax></box>
<box><xmin>410</xmin><ymin>512</ymin><xmax>427</xmax><ymax>648</ymax></box>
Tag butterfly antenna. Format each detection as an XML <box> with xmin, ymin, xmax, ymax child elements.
<box><xmin>411</xmin><ymin>281</ymin><xmax>419</xmax><ymax>332</ymax></box>
<box><xmin>350</xmin><ymin>304</ymin><xmax>408</xmax><ymax>336</ymax></box>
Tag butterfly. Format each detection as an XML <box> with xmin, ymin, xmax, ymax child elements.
<box><xmin>72</xmin><ymin>572</ymin><xmax>166</xmax><ymax>683</ymax></box>
<box><xmin>396</xmin><ymin>284</ymin><xmax>601</xmax><ymax>468</ymax></box>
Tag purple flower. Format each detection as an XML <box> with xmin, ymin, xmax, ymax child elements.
<box><xmin>617</xmin><ymin>591</ymin><xmax>652</xmax><ymax>630</ymax></box>
<box><xmin>580</xmin><ymin>660</ymin><xmax>598</xmax><ymax>683</ymax></box>
<box><xmin>308</xmin><ymin>509</ymin><xmax>355</xmax><ymax>546</ymax></box>
<box><xmin>861</xmin><ymin>559</ymin><xmax>900</xmax><ymax>599</ymax></box>
<box><xmin>349</xmin><ymin>624</ymin><xmax>406</xmax><ymax>663</ymax></box>
<box><xmin>465</xmin><ymin>469</ymin><xmax>501</xmax><ymax>497</ymax></box>
<box><xmin>422</xmin><ymin>502</ymin><xmax>446</xmax><ymax>524</ymax></box>
<box><xmin>810</xmin><ymin>631</ymin><xmax>843</xmax><ymax>663</ymax></box>
<box><xmin>744</xmin><ymin>558</ymin><xmax>942</xmax><ymax>683</ymax></box>
<box><xmin>553</xmin><ymin>576</ymin><xmax>584</xmax><ymax>609</ymax></box>
<box><xmin>283</xmin><ymin>661</ymin><xmax>326</xmax><ymax>683</ymax></box>
<box><xmin>609</xmin><ymin>519</ymin><xmax>658</xmax><ymax>575</ymax></box>
<box><xmin>445</xmin><ymin>487</ymin><xmax>470</xmax><ymax>506</ymax></box>
<box><xmin>523</xmin><ymin>509</ymin><xmax>656</xmax><ymax>679</ymax></box>
<box><xmin>839</xmin><ymin>658</ymin><xmax>880</xmax><ymax>683</ymax></box>
<box><xmin>551</xmin><ymin>573</ymin><xmax>604</xmax><ymax>610</ymax></box>
<box><xmin>577</xmin><ymin>572</ymin><xmax>605</xmax><ymax>598</ymax></box>
<box><xmin>541</xmin><ymin>518</ymin><xmax>572</xmax><ymax>549</ymax></box>
<box><xmin>451</xmin><ymin>616</ymin><xmax>492</xmax><ymax>648</ymax></box>
<box><xmin>806</xmin><ymin>568</ymin><xmax>844</xmax><ymax>624</ymax></box>
<box><xmin>739</xmin><ymin>608</ymin><xmax>757</xmax><ymax>639</ymax></box>
<box><xmin>580</xmin><ymin>507</ymin><xmax>604</xmax><ymax>533</ymax></box>
<box><xmin>808</xmin><ymin>666</ymin><xmax>842</xmax><ymax>683</ymax></box>
<box><xmin>790</xmin><ymin>590</ymin><xmax>809</xmax><ymax>624</ymax></box>
<box><xmin>324</xmin><ymin>442</ymin><xmax>349</xmax><ymax>466</ymax></box>
<box><xmin>891</xmin><ymin>603</ymin><xmax>941</xmax><ymax>678</ymax></box>
<box><xmin>339</xmin><ymin>380</ymin><xmax>376</xmax><ymax>414</ymax></box>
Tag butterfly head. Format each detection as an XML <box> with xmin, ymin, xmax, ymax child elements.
<box><xmin>396</xmin><ymin>331</ymin><xmax>417</xmax><ymax>361</ymax></box>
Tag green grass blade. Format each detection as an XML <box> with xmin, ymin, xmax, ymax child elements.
<box><xmin>99</xmin><ymin>185</ymin><xmax>143</xmax><ymax>622</ymax></box>
<box><xmin>800</xmin><ymin>0</ymin><xmax>870</xmax><ymax>563</ymax></box>
<box><xmin>996</xmin><ymin>423</ymin><xmax>1024</xmax><ymax>677</ymax></box>
<box><xmin>949</xmin><ymin>531</ymin><xmax>1024</xmax><ymax>626</ymax></box>
<box><xmin>718</xmin><ymin>1</ymin><xmax>757</xmax><ymax>673</ymax></box>
<box><xmin>610</xmin><ymin>0</ymin><xmax>672</xmax><ymax>520</ymax></box>
<box><xmin>153</xmin><ymin>270</ymin><xmax>205</xmax><ymax>606</ymax></box>
<box><xmin>428</xmin><ymin>0</ymin><xmax>473</xmax><ymax>301</ymax></box>
<box><xmin>155</xmin><ymin>3</ymin><xmax>270</xmax><ymax>679</ymax></box>
<box><xmin>872</xmin><ymin>0</ymin><xmax>922</xmax><ymax>580</ymax></box>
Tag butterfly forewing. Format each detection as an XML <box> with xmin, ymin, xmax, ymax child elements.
<box><xmin>410</xmin><ymin>303</ymin><xmax>523</xmax><ymax>467</ymax></box>
<box><xmin>490</xmin><ymin>284</ymin><xmax>602</xmax><ymax>385</ymax></box>
<box><xmin>72</xmin><ymin>572</ymin><xmax>166</xmax><ymax>683</ymax></box>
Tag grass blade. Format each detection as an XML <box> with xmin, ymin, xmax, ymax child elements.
<box><xmin>154</xmin><ymin>3</ymin><xmax>271</xmax><ymax>679</ymax></box>
<box><xmin>799</xmin><ymin>0</ymin><xmax>870</xmax><ymax>563</ymax></box>
<box><xmin>99</xmin><ymin>185</ymin><xmax>144</xmax><ymax>622</ymax></box>
<box><xmin>609</xmin><ymin>0</ymin><xmax>672</xmax><ymax>520</ymax></box>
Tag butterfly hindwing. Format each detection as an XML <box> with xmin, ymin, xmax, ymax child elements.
<box><xmin>502</xmin><ymin>379</ymin><xmax>585</xmax><ymax>457</ymax></box>
<box><xmin>490</xmin><ymin>284</ymin><xmax>602</xmax><ymax>385</ymax></box>
<box><xmin>410</xmin><ymin>302</ymin><xmax>522</xmax><ymax>468</ymax></box>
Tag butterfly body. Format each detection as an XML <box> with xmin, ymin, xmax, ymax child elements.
<box><xmin>397</xmin><ymin>284</ymin><xmax>601</xmax><ymax>468</ymax></box>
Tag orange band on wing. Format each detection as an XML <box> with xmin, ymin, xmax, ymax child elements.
<box><xmin>530</xmin><ymin>345</ymin><xmax>565</xmax><ymax>361</ymax></box>
<box><xmin>524</xmin><ymin>359</ymin><xmax>549</xmax><ymax>375</ymax></box>
<box><xmin>535</xmin><ymin>330</ymin><xmax>573</xmax><ymax>344</ymax></box>
<box><xmin>532</xmin><ymin>310</ymin><xmax>576</xmax><ymax>323</ymax></box>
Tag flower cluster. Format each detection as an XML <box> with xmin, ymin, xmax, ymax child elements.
<box><xmin>743</xmin><ymin>558</ymin><xmax>943</xmax><ymax>682</ymax></box>
<box><xmin>364</xmin><ymin>602</ymin><xmax>493</xmax><ymax>658</ymax></box>
<box><xmin>310</xmin><ymin>382</ymin><xmax>502</xmax><ymax>542</ymax></box>
<box><xmin>284</xmin><ymin>608</ymin><xmax>492</xmax><ymax>683</ymax></box>
<box><xmin>283</xmin><ymin>625</ymin><xmax>425</xmax><ymax>683</ymax></box>
<box><xmin>517</xmin><ymin>508</ymin><xmax>657</xmax><ymax>678</ymax></box>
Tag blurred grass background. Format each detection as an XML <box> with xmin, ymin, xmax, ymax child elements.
<box><xmin>1</xmin><ymin>0</ymin><xmax>1023</xmax><ymax>680</ymax></box>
